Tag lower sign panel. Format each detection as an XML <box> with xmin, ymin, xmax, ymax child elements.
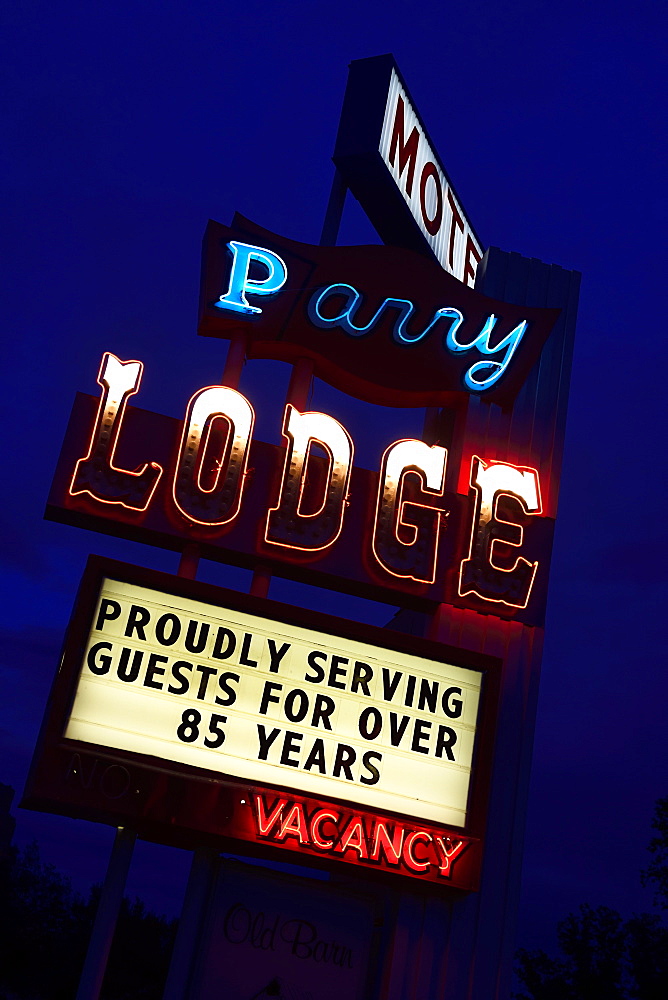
<box><xmin>191</xmin><ymin>860</ymin><xmax>377</xmax><ymax>999</ymax></box>
<box><xmin>24</xmin><ymin>557</ymin><xmax>499</xmax><ymax>888</ymax></box>
<box><xmin>68</xmin><ymin>577</ymin><xmax>481</xmax><ymax>827</ymax></box>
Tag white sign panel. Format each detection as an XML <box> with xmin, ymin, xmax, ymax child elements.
<box><xmin>65</xmin><ymin>578</ymin><xmax>482</xmax><ymax>827</ymax></box>
<box><xmin>378</xmin><ymin>69</ymin><xmax>483</xmax><ymax>286</ymax></box>
<box><xmin>192</xmin><ymin>862</ymin><xmax>374</xmax><ymax>1000</ymax></box>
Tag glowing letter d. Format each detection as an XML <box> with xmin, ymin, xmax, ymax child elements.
<box><xmin>265</xmin><ymin>406</ymin><xmax>353</xmax><ymax>552</ymax></box>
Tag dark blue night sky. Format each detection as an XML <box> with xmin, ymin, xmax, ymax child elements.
<box><xmin>1</xmin><ymin>0</ymin><xmax>665</xmax><ymax>953</ymax></box>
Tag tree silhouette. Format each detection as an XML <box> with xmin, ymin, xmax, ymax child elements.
<box><xmin>0</xmin><ymin>841</ymin><xmax>175</xmax><ymax>1000</ymax></box>
<box><xmin>514</xmin><ymin>798</ymin><xmax>668</xmax><ymax>1000</ymax></box>
<box><xmin>641</xmin><ymin>795</ymin><xmax>668</xmax><ymax>910</ymax></box>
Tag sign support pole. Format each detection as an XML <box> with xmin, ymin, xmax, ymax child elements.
<box><xmin>320</xmin><ymin>167</ymin><xmax>347</xmax><ymax>246</ymax></box>
<box><xmin>162</xmin><ymin>847</ymin><xmax>218</xmax><ymax>1000</ymax></box>
<box><xmin>75</xmin><ymin>826</ymin><xmax>136</xmax><ymax>1000</ymax></box>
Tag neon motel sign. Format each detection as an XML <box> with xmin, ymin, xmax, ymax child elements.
<box><xmin>252</xmin><ymin>793</ymin><xmax>468</xmax><ymax>878</ymax></box>
<box><xmin>196</xmin><ymin>219</ymin><xmax>559</xmax><ymax>408</ymax></box>
<box><xmin>69</xmin><ymin>348</ymin><xmax>543</xmax><ymax>611</ymax></box>
<box><xmin>218</xmin><ymin>241</ymin><xmax>527</xmax><ymax>393</ymax></box>
<box><xmin>25</xmin><ymin>58</ymin><xmax>577</xmax><ymax>898</ymax></box>
<box><xmin>28</xmin><ymin>218</ymin><xmax>565</xmax><ymax>889</ymax></box>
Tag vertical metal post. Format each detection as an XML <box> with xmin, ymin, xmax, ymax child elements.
<box><xmin>223</xmin><ymin>329</ymin><xmax>247</xmax><ymax>388</ymax></box>
<box><xmin>178</xmin><ymin>542</ymin><xmax>200</xmax><ymax>580</ymax></box>
<box><xmin>162</xmin><ymin>847</ymin><xmax>218</xmax><ymax>1000</ymax></box>
<box><xmin>75</xmin><ymin>826</ymin><xmax>136</xmax><ymax>1000</ymax></box>
<box><xmin>286</xmin><ymin>357</ymin><xmax>314</xmax><ymax>410</ymax></box>
<box><xmin>249</xmin><ymin>565</ymin><xmax>272</xmax><ymax>599</ymax></box>
<box><xmin>320</xmin><ymin>168</ymin><xmax>347</xmax><ymax>246</ymax></box>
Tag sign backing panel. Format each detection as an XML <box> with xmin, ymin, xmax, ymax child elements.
<box><xmin>67</xmin><ymin>579</ymin><xmax>483</xmax><ymax>827</ymax></box>
<box><xmin>24</xmin><ymin>557</ymin><xmax>500</xmax><ymax>889</ymax></box>
<box><xmin>46</xmin><ymin>392</ymin><xmax>555</xmax><ymax>626</ymax></box>
<box><xmin>198</xmin><ymin>216</ymin><xmax>558</xmax><ymax>407</ymax></box>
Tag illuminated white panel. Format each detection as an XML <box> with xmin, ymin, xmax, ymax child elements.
<box><xmin>65</xmin><ymin>579</ymin><xmax>484</xmax><ymax>827</ymax></box>
<box><xmin>378</xmin><ymin>69</ymin><xmax>483</xmax><ymax>286</ymax></box>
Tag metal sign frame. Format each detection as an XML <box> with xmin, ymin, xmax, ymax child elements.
<box><xmin>23</xmin><ymin>555</ymin><xmax>501</xmax><ymax>891</ymax></box>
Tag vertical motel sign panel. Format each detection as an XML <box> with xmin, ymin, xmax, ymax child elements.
<box><xmin>332</xmin><ymin>54</ymin><xmax>484</xmax><ymax>286</ymax></box>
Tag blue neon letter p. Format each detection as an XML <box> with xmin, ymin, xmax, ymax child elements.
<box><xmin>215</xmin><ymin>241</ymin><xmax>288</xmax><ymax>316</ymax></box>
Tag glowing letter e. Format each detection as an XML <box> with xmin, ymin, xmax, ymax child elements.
<box><xmin>214</xmin><ymin>241</ymin><xmax>288</xmax><ymax>316</ymax></box>
<box><xmin>459</xmin><ymin>457</ymin><xmax>542</xmax><ymax>609</ymax></box>
<box><xmin>70</xmin><ymin>353</ymin><xmax>162</xmax><ymax>511</ymax></box>
<box><xmin>265</xmin><ymin>406</ymin><xmax>353</xmax><ymax>551</ymax></box>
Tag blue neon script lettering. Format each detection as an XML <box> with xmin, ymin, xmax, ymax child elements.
<box><xmin>308</xmin><ymin>284</ymin><xmax>528</xmax><ymax>392</ymax></box>
<box><xmin>445</xmin><ymin>312</ymin><xmax>528</xmax><ymax>391</ymax></box>
<box><xmin>215</xmin><ymin>241</ymin><xmax>288</xmax><ymax>316</ymax></box>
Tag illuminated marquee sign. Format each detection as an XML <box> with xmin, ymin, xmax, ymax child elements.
<box><xmin>332</xmin><ymin>55</ymin><xmax>483</xmax><ymax>285</ymax></box>
<box><xmin>198</xmin><ymin>217</ymin><xmax>559</xmax><ymax>406</ymax></box>
<box><xmin>67</xmin><ymin>578</ymin><xmax>482</xmax><ymax>824</ymax></box>
<box><xmin>24</xmin><ymin>558</ymin><xmax>499</xmax><ymax>889</ymax></box>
